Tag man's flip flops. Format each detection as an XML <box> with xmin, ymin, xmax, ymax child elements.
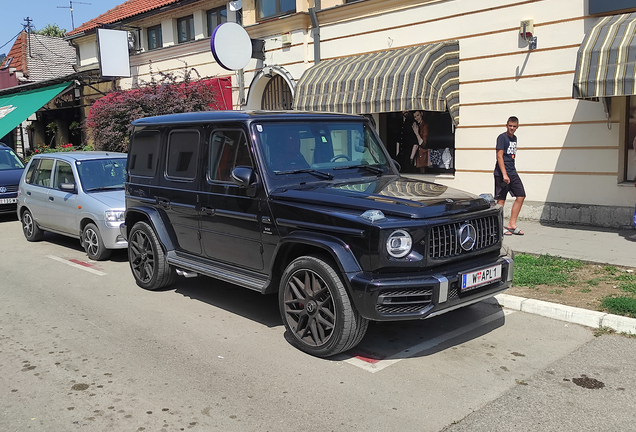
<box><xmin>503</xmin><ymin>227</ymin><xmax>512</xmax><ymax>236</ymax></box>
<box><xmin>506</xmin><ymin>226</ymin><xmax>524</xmax><ymax>235</ymax></box>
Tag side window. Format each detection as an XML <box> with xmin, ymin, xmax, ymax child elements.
<box><xmin>166</xmin><ymin>130</ymin><xmax>200</xmax><ymax>180</ymax></box>
<box><xmin>129</xmin><ymin>130</ymin><xmax>161</xmax><ymax>177</ymax></box>
<box><xmin>24</xmin><ymin>159</ymin><xmax>40</xmax><ymax>184</ymax></box>
<box><xmin>209</xmin><ymin>130</ymin><xmax>252</xmax><ymax>182</ymax></box>
<box><xmin>32</xmin><ymin>158</ymin><xmax>54</xmax><ymax>187</ymax></box>
<box><xmin>53</xmin><ymin>161</ymin><xmax>75</xmax><ymax>190</ymax></box>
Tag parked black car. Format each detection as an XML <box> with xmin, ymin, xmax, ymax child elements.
<box><xmin>0</xmin><ymin>143</ymin><xmax>25</xmax><ymax>215</ymax></box>
<box><xmin>121</xmin><ymin>111</ymin><xmax>514</xmax><ymax>357</ymax></box>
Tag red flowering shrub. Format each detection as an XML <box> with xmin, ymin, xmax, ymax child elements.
<box><xmin>85</xmin><ymin>66</ymin><xmax>223</xmax><ymax>152</ymax></box>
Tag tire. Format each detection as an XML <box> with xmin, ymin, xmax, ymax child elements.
<box><xmin>279</xmin><ymin>255</ymin><xmax>368</xmax><ymax>357</ymax></box>
<box><xmin>82</xmin><ymin>223</ymin><xmax>111</xmax><ymax>261</ymax></box>
<box><xmin>21</xmin><ymin>209</ymin><xmax>44</xmax><ymax>242</ymax></box>
<box><xmin>128</xmin><ymin>221</ymin><xmax>176</xmax><ymax>290</ymax></box>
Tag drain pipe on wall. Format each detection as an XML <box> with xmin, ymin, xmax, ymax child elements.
<box><xmin>309</xmin><ymin>0</ymin><xmax>321</xmax><ymax>64</ymax></box>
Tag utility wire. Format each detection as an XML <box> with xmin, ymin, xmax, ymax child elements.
<box><xmin>0</xmin><ymin>30</ymin><xmax>23</xmax><ymax>51</ymax></box>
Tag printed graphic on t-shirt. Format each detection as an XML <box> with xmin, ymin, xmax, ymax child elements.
<box><xmin>507</xmin><ymin>141</ymin><xmax>517</xmax><ymax>159</ymax></box>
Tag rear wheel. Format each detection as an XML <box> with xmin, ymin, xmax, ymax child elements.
<box><xmin>83</xmin><ymin>223</ymin><xmax>111</xmax><ymax>261</ymax></box>
<box><xmin>128</xmin><ymin>221</ymin><xmax>176</xmax><ymax>290</ymax></box>
<box><xmin>21</xmin><ymin>210</ymin><xmax>43</xmax><ymax>242</ymax></box>
<box><xmin>279</xmin><ymin>255</ymin><xmax>368</xmax><ymax>357</ymax></box>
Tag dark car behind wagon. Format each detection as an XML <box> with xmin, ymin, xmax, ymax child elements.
<box><xmin>121</xmin><ymin>110</ymin><xmax>514</xmax><ymax>357</ymax></box>
<box><xmin>0</xmin><ymin>143</ymin><xmax>25</xmax><ymax>215</ymax></box>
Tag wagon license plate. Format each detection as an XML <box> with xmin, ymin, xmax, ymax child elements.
<box><xmin>461</xmin><ymin>264</ymin><xmax>502</xmax><ymax>291</ymax></box>
<box><xmin>0</xmin><ymin>198</ymin><xmax>17</xmax><ymax>204</ymax></box>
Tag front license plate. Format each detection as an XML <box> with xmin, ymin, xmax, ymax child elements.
<box><xmin>0</xmin><ymin>198</ymin><xmax>17</xmax><ymax>204</ymax></box>
<box><xmin>461</xmin><ymin>264</ymin><xmax>502</xmax><ymax>291</ymax></box>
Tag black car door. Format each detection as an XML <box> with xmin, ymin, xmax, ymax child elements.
<box><xmin>198</xmin><ymin>126</ymin><xmax>264</xmax><ymax>270</ymax></box>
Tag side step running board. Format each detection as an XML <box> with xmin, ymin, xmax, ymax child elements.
<box><xmin>167</xmin><ymin>252</ymin><xmax>270</xmax><ymax>293</ymax></box>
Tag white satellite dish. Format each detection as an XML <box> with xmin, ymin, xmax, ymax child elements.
<box><xmin>211</xmin><ymin>22</ymin><xmax>252</xmax><ymax>71</ymax></box>
<box><xmin>229</xmin><ymin>0</ymin><xmax>242</xmax><ymax>11</ymax></box>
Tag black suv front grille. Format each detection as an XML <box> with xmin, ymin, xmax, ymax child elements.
<box><xmin>429</xmin><ymin>215</ymin><xmax>499</xmax><ymax>259</ymax></box>
<box><xmin>376</xmin><ymin>288</ymin><xmax>433</xmax><ymax>315</ymax></box>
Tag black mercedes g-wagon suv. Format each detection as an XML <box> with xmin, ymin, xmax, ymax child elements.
<box><xmin>121</xmin><ymin>110</ymin><xmax>513</xmax><ymax>357</ymax></box>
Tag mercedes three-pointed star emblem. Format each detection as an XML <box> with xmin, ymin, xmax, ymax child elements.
<box><xmin>458</xmin><ymin>223</ymin><xmax>477</xmax><ymax>251</ymax></box>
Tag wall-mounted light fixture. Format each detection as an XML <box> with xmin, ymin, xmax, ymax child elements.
<box><xmin>520</xmin><ymin>19</ymin><xmax>537</xmax><ymax>50</ymax></box>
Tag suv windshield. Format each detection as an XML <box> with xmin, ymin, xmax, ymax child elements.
<box><xmin>76</xmin><ymin>158</ymin><xmax>128</xmax><ymax>192</ymax></box>
<box><xmin>0</xmin><ymin>147</ymin><xmax>25</xmax><ymax>170</ymax></box>
<box><xmin>254</xmin><ymin>122</ymin><xmax>391</xmax><ymax>177</ymax></box>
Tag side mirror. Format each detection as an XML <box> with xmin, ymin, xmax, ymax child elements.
<box><xmin>231</xmin><ymin>166</ymin><xmax>256</xmax><ymax>188</ymax></box>
<box><xmin>392</xmin><ymin>159</ymin><xmax>402</xmax><ymax>172</ymax></box>
<box><xmin>59</xmin><ymin>182</ymin><xmax>76</xmax><ymax>193</ymax></box>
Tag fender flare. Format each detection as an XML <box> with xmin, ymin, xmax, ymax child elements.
<box><xmin>124</xmin><ymin>206</ymin><xmax>178</xmax><ymax>252</ymax></box>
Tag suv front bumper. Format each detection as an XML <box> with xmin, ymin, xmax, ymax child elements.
<box><xmin>348</xmin><ymin>246</ymin><xmax>514</xmax><ymax>321</ymax></box>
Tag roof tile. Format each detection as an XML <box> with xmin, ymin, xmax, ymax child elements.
<box><xmin>67</xmin><ymin>0</ymin><xmax>182</xmax><ymax>36</ymax></box>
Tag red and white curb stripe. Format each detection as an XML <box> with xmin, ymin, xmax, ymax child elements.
<box><xmin>47</xmin><ymin>255</ymin><xmax>106</xmax><ymax>276</ymax></box>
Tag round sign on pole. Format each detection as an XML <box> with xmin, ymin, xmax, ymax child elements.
<box><xmin>211</xmin><ymin>22</ymin><xmax>252</xmax><ymax>71</ymax></box>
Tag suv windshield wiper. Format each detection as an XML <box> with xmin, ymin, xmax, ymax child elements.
<box><xmin>85</xmin><ymin>186</ymin><xmax>124</xmax><ymax>192</ymax></box>
<box><xmin>275</xmin><ymin>169</ymin><xmax>333</xmax><ymax>180</ymax></box>
<box><xmin>333</xmin><ymin>164</ymin><xmax>384</xmax><ymax>175</ymax></box>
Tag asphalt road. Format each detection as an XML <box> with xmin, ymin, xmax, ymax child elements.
<box><xmin>0</xmin><ymin>214</ymin><xmax>634</xmax><ymax>431</ymax></box>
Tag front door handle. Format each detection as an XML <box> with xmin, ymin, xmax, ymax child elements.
<box><xmin>48</xmin><ymin>196</ymin><xmax>54</xmax><ymax>202</ymax></box>
<box><xmin>203</xmin><ymin>206</ymin><xmax>215</xmax><ymax>216</ymax></box>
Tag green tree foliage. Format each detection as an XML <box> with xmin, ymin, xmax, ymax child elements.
<box><xmin>33</xmin><ymin>24</ymin><xmax>66</xmax><ymax>38</ymax></box>
<box><xmin>85</xmin><ymin>66</ymin><xmax>223</xmax><ymax>152</ymax></box>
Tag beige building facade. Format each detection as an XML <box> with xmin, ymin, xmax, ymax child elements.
<box><xmin>69</xmin><ymin>0</ymin><xmax>636</xmax><ymax>228</ymax></box>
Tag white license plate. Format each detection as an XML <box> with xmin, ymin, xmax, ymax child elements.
<box><xmin>461</xmin><ymin>264</ymin><xmax>502</xmax><ymax>291</ymax></box>
<box><xmin>0</xmin><ymin>198</ymin><xmax>17</xmax><ymax>204</ymax></box>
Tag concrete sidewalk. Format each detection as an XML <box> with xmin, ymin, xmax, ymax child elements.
<box><xmin>497</xmin><ymin>220</ymin><xmax>636</xmax><ymax>335</ymax></box>
<box><xmin>502</xmin><ymin>220</ymin><xmax>636</xmax><ymax>268</ymax></box>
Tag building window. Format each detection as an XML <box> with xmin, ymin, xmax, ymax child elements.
<box><xmin>207</xmin><ymin>6</ymin><xmax>227</xmax><ymax>37</ymax></box>
<box><xmin>147</xmin><ymin>25</ymin><xmax>162</xmax><ymax>50</ymax></box>
<box><xmin>257</xmin><ymin>0</ymin><xmax>296</xmax><ymax>21</ymax></box>
<box><xmin>177</xmin><ymin>15</ymin><xmax>195</xmax><ymax>43</ymax></box>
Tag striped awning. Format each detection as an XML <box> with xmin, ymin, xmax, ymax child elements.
<box><xmin>573</xmin><ymin>13</ymin><xmax>636</xmax><ymax>98</ymax></box>
<box><xmin>292</xmin><ymin>41</ymin><xmax>460</xmax><ymax>125</ymax></box>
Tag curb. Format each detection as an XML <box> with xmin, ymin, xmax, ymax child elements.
<box><xmin>495</xmin><ymin>293</ymin><xmax>636</xmax><ymax>335</ymax></box>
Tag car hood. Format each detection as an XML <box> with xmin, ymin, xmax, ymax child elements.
<box><xmin>269</xmin><ymin>176</ymin><xmax>490</xmax><ymax>219</ymax></box>
<box><xmin>0</xmin><ymin>168</ymin><xmax>24</xmax><ymax>186</ymax></box>
<box><xmin>86</xmin><ymin>189</ymin><xmax>125</xmax><ymax>209</ymax></box>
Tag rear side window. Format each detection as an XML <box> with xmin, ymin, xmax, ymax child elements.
<box><xmin>209</xmin><ymin>130</ymin><xmax>251</xmax><ymax>182</ymax></box>
<box><xmin>31</xmin><ymin>158</ymin><xmax>54</xmax><ymax>187</ymax></box>
<box><xmin>166</xmin><ymin>130</ymin><xmax>200</xmax><ymax>180</ymax></box>
<box><xmin>24</xmin><ymin>159</ymin><xmax>40</xmax><ymax>184</ymax></box>
<box><xmin>129</xmin><ymin>130</ymin><xmax>160</xmax><ymax>177</ymax></box>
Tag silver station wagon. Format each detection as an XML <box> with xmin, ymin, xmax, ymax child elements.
<box><xmin>17</xmin><ymin>151</ymin><xmax>128</xmax><ymax>260</ymax></box>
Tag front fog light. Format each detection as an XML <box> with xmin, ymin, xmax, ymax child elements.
<box><xmin>386</xmin><ymin>229</ymin><xmax>412</xmax><ymax>258</ymax></box>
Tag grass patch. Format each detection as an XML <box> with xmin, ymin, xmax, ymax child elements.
<box><xmin>579</xmin><ymin>288</ymin><xmax>592</xmax><ymax>293</ymax></box>
<box><xmin>603</xmin><ymin>266</ymin><xmax>619</xmax><ymax>275</ymax></box>
<box><xmin>600</xmin><ymin>296</ymin><xmax>636</xmax><ymax>318</ymax></box>
<box><xmin>586</xmin><ymin>278</ymin><xmax>602</xmax><ymax>286</ymax></box>
<box><xmin>614</xmin><ymin>273</ymin><xmax>636</xmax><ymax>282</ymax></box>
<box><xmin>549</xmin><ymin>289</ymin><xmax>563</xmax><ymax>294</ymax></box>
<box><xmin>513</xmin><ymin>254</ymin><xmax>584</xmax><ymax>288</ymax></box>
<box><xmin>620</xmin><ymin>283</ymin><xmax>636</xmax><ymax>294</ymax></box>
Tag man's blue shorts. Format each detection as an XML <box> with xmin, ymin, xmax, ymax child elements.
<box><xmin>494</xmin><ymin>173</ymin><xmax>526</xmax><ymax>200</ymax></box>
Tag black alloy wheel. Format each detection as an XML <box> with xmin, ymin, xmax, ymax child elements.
<box><xmin>21</xmin><ymin>209</ymin><xmax>44</xmax><ymax>242</ymax></box>
<box><xmin>128</xmin><ymin>221</ymin><xmax>175</xmax><ymax>290</ymax></box>
<box><xmin>279</xmin><ymin>255</ymin><xmax>368</xmax><ymax>357</ymax></box>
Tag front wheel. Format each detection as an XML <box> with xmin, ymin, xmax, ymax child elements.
<box><xmin>128</xmin><ymin>221</ymin><xmax>176</xmax><ymax>290</ymax></box>
<box><xmin>279</xmin><ymin>255</ymin><xmax>368</xmax><ymax>357</ymax></box>
<box><xmin>83</xmin><ymin>223</ymin><xmax>111</xmax><ymax>261</ymax></box>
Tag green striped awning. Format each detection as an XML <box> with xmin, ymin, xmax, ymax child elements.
<box><xmin>292</xmin><ymin>41</ymin><xmax>460</xmax><ymax>125</ymax></box>
<box><xmin>573</xmin><ymin>13</ymin><xmax>636</xmax><ymax>98</ymax></box>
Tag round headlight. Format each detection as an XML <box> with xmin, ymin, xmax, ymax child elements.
<box><xmin>386</xmin><ymin>229</ymin><xmax>413</xmax><ymax>258</ymax></box>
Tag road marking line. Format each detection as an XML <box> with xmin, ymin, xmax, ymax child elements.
<box><xmin>343</xmin><ymin>309</ymin><xmax>516</xmax><ymax>373</ymax></box>
<box><xmin>47</xmin><ymin>255</ymin><xmax>106</xmax><ymax>276</ymax></box>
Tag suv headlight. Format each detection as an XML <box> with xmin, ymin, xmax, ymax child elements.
<box><xmin>386</xmin><ymin>229</ymin><xmax>412</xmax><ymax>258</ymax></box>
<box><xmin>105</xmin><ymin>210</ymin><xmax>125</xmax><ymax>227</ymax></box>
